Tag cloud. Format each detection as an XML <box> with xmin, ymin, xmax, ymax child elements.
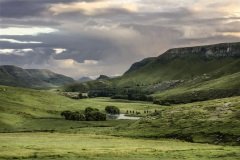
<box><xmin>0</xmin><ymin>27</ymin><xmax>58</xmax><ymax>36</ymax></box>
<box><xmin>0</xmin><ymin>39</ymin><xmax>42</xmax><ymax>44</ymax></box>
<box><xmin>0</xmin><ymin>0</ymin><xmax>82</xmax><ymax>18</ymax></box>
<box><xmin>49</xmin><ymin>0</ymin><xmax>139</xmax><ymax>16</ymax></box>
<box><xmin>0</xmin><ymin>0</ymin><xmax>240</xmax><ymax>78</ymax></box>
<box><xmin>53</xmin><ymin>48</ymin><xmax>67</xmax><ymax>54</ymax></box>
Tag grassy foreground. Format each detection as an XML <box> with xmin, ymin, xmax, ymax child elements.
<box><xmin>0</xmin><ymin>132</ymin><xmax>239</xmax><ymax>160</ymax></box>
<box><xmin>0</xmin><ymin>85</ymin><xmax>240</xmax><ymax>159</ymax></box>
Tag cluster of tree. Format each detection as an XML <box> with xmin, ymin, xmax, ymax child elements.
<box><xmin>128</xmin><ymin>110</ymin><xmax>141</xmax><ymax>115</ymax></box>
<box><xmin>84</xmin><ymin>107</ymin><xmax>106</xmax><ymax>121</ymax></box>
<box><xmin>61</xmin><ymin>111</ymin><xmax>85</xmax><ymax>121</ymax></box>
<box><xmin>62</xmin><ymin>92</ymin><xmax>88</xmax><ymax>100</ymax></box>
<box><xmin>125</xmin><ymin>110</ymin><xmax>160</xmax><ymax>115</ymax></box>
<box><xmin>63</xmin><ymin>83</ymin><xmax>89</xmax><ymax>92</ymax></box>
<box><xmin>88</xmin><ymin>89</ymin><xmax>116</xmax><ymax>98</ymax></box>
<box><xmin>153</xmin><ymin>89</ymin><xmax>240</xmax><ymax>105</ymax></box>
<box><xmin>61</xmin><ymin>107</ymin><xmax>106</xmax><ymax>121</ymax></box>
<box><xmin>111</xmin><ymin>94</ymin><xmax>153</xmax><ymax>102</ymax></box>
<box><xmin>105</xmin><ymin>106</ymin><xmax>120</xmax><ymax>115</ymax></box>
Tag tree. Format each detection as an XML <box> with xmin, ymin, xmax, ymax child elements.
<box><xmin>85</xmin><ymin>107</ymin><xmax>99</xmax><ymax>114</ymax></box>
<box><xmin>105</xmin><ymin>106</ymin><xmax>120</xmax><ymax>115</ymax></box>
<box><xmin>61</xmin><ymin>108</ymin><xmax>106</xmax><ymax>121</ymax></box>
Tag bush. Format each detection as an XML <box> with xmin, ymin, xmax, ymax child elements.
<box><xmin>85</xmin><ymin>107</ymin><xmax>99</xmax><ymax>114</ymax></box>
<box><xmin>85</xmin><ymin>111</ymin><xmax>106</xmax><ymax>121</ymax></box>
<box><xmin>61</xmin><ymin>108</ymin><xmax>106</xmax><ymax>121</ymax></box>
<box><xmin>105</xmin><ymin>106</ymin><xmax>120</xmax><ymax>115</ymax></box>
<box><xmin>61</xmin><ymin>111</ymin><xmax>85</xmax><ymax>121</ymax></box>
<box><xmin>84</xmin><ymin>107</ymin><xmax>107</xmax><ymax>121</ymax></box>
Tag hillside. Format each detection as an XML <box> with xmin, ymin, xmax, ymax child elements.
<box><xmin>0</xmin><ymin>85</ymin><xmax>239</xmax><ymax>146</ymax></box>
<box><xmin>120</xmin><ymin>42</ymin><xmax>240</xmax><ymax>85</ymax></box>
<box><xmin>0</xmin><ymin>65</ymin><xmax>74</xmax><ymax>88</ymax></box>
<box><xmin>68</xmin><ymin>42</ymin><xmax>240</xmax><ymax>103</ymax></box>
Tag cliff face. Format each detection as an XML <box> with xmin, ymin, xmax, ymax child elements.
<box><xmin>160</xmin><ymin>42</ymin><xmax>240</xmax><ymax>60</ymax></box>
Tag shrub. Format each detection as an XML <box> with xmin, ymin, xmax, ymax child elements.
<box><xmin>85</xmin><ymin>111</ymin><xmax>106</xmax><ymax>121</ymax></box>
<box><xmin>61</xmin><ymin>111</ymin><xmax>86</xmax><ymax>121</ymax></box>
<box><xmin>84</xmin><ymin>107</ymin><xmax>106</xmax><ymax>121</ymax></box>
<box><xmin>105</xmin><ymin>106</ymin><xmax>120</xmax><ymax>115</ymax></box>
<box><xmin>85</xmin><ymin>107</ymin><xmax>99</xmax><ymax>114</ymax></box>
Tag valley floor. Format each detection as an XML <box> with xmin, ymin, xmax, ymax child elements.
<box><xmin>0</xmin><ymin>85</ymin><xmax>240</xmax><ymax>159</ymax></box>
<box><xmin>0</xmin><ymin>132</ymin><xmax>239</xmax><ymax>160</ymax></box>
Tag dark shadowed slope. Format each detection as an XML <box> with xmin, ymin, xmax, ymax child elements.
<box><xmin>0</xmin><ymin>65</ymin><xmax>74</xmax><ymax>88</ymax></box>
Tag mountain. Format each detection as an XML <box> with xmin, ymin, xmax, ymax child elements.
<box><xmin>121</xmin><ymin>42</ymin><xmax>240</xmax><ymax>85</ymax></box>
<box><xmin>97</xmin><ymin>75</ymin><xmax>110</xmax><ymax>80</ymax></box>
<box><xmin>78</xmin><ymin>77</ymin><xmax>92</xmax><ymax>83</ymax></box>
<box><xmin>66</xmin><ymin>42</ymin><xmax>240</xmax><ymax>103</ymax></box>
<box><xmin>0</xmin><ymin>65</ymin><xmax>74</xmax><ymax>88</ymax></box>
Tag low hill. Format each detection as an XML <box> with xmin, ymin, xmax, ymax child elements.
<box><xmin>0</xmin><ymin>65</ymin><xmax>74</xmax><ymax>88</ymax></box>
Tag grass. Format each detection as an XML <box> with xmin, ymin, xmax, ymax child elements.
<box><xmin>153</xmin><ymin>72</ymin><xmax>240</xmax><ymax>101</ymax></box>
<box><xmin>0</xmin><ymin>85</ymin><xmax>240</xmax><ymax>159</ymax></box>
<box><xmin>0</xmin><ymin>132</ymin><xmax>239</xmax><ymax>160</ymax></box>
<box><xmin>118</xmin><ymin>96</ymin><xmax>240</xmax><ymax>145</ymax></box>
<box><xmin>0</xmin><ymin>85</ymin><xmax>159</xmax><ymax>132</ymax></box>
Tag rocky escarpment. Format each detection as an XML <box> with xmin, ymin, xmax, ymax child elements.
<box><xmin>124</xmin><ymin>42</ymin><xmax>240</xmax><ymax>76</ymax></box>
<box><xmin>160</xmin><ymin>42</ymin><xmax>240</xmax><ymax>60</ymax></box>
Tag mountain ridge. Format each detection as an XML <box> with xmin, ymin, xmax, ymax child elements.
<box><xmin>0</xmin><ymin>65</ymin><xmax>74</xmax><ymax>88</ymax></box>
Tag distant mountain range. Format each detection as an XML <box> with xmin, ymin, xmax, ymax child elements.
<box><xmin>1</xmin><ymin>42</ymin><xmax>240</xmax><ymax>103</ymax></box>
<box><xmin>78</xmin><ymin>77</ymin><xmax>92</xmax><ymax>83</ymax></box>
<box><xmin>0</xmin><ymin>65</ymin><xmax>74</xmax><ymax>88</ymax></box>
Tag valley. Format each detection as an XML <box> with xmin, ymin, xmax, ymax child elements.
<box><xmin>0</xmin><ymin>85</ymin><xmax>239</xmax><ymax>159</ymax></box>
<box><xmin>0</xmin><ymin>42</ymin><xmax>240</xmax><ymax>160</ymax></box>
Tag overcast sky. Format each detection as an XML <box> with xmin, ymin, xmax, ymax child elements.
<box><xmin>0</xmin><ymin>0</ymin><xmax>240</xmax><ymax>79</ymax></box>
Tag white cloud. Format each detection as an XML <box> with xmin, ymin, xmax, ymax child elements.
<box><xmin>0</xmin><ymin>27</ymin><xmax>57</xmax><ymax>36</ymax></box>
<box><xmin>0</xmin><ymin>49</ymin><xmax>14</xmax><ymax>54</ymax></box>
<box><xmin>53</xmin><ymin>48</ymin><xmax>66</xmax><ymax>54</ymax></box>
<box><xmin>0</xmin><ymin>48</ymin><xmax>33</xmax><ymax>56</ymax></box>
<box><xmin>83</xmin><ymin>60</ymin><xmax>98</xmax><ymax>65</ymax></box>
<box><xmin>0</xmin><ymin>38</ymin><xmax>42</xmax><ymax>44</ymax></box>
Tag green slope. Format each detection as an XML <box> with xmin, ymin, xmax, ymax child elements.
<box><xmin>118</xmin><ymin>42</ymin><xmax>240</xmax><ymax>86</ymax></box>
<box><xmin>0</xmin><ymin>85</ymin><xmax>239</xmax><ymax>145</ymax></box>
<box><xmin>117</xmin><ymin>96</ymin><xmax>240</xmax><ymax>145</ymax></box>
<box><xmin>0</xmin><ymin>65</ymin><xmax>74</xmax><ymax>88</ymax></box>
<box><xmin>0</xmin><ymin>85</ymin><xmax>159</xmax><ymax>132</ymax></box>
<box><xmin>67</xmin><ymin>42</ymin><xmax>240</xmax><ymax>103</ymax></box>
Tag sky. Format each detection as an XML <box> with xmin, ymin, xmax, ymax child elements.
<box><xmin>0</xmin><ymin>0</ymin><xmax>240</xmax><ymax>79</ymax></box>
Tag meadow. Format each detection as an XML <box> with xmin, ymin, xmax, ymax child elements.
<box><xmin>0</xmin><ymin>85</ymin><xmax>240</xmax><ymax>159</ymax></box>
<box><xmin>0</xmin><ymin>133</ymin><xmax>239</xmax><ymax>160</ymax></box>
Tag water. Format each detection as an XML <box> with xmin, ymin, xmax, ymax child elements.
<box><xmin>107</xmin><ymin>114</ymin><xmax>141</xmax><ymax>120</ymax></box>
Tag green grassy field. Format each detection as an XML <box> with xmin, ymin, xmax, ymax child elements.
<box><xmin>0</xmin><ymin>133</ymin><xmax>239</xmax><ymax>160</ymax></box>
<box><xmin>0</xmin><ymin>85</ymin><xmax>240</xmax><ymax>159</ymax></box>
<box><xmin>0</xmin><ymin>85</ymin><xmax>160</xmax><ymax>132</ymax></box>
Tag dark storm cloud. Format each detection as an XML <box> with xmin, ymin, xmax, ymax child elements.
<box><xmin>0</xmin><ymin>0</ymin><xmax>90</xmax><ymax>18</ymax></box>
<box><xmin>0</xmin><ymin>0</ymin><xmax>240</xmax><ymax>77</ymax></box>
<box><xmin>0</xmin><ymin>0</ymin><xmax>47</xmax><ymax>18</ymax></box>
